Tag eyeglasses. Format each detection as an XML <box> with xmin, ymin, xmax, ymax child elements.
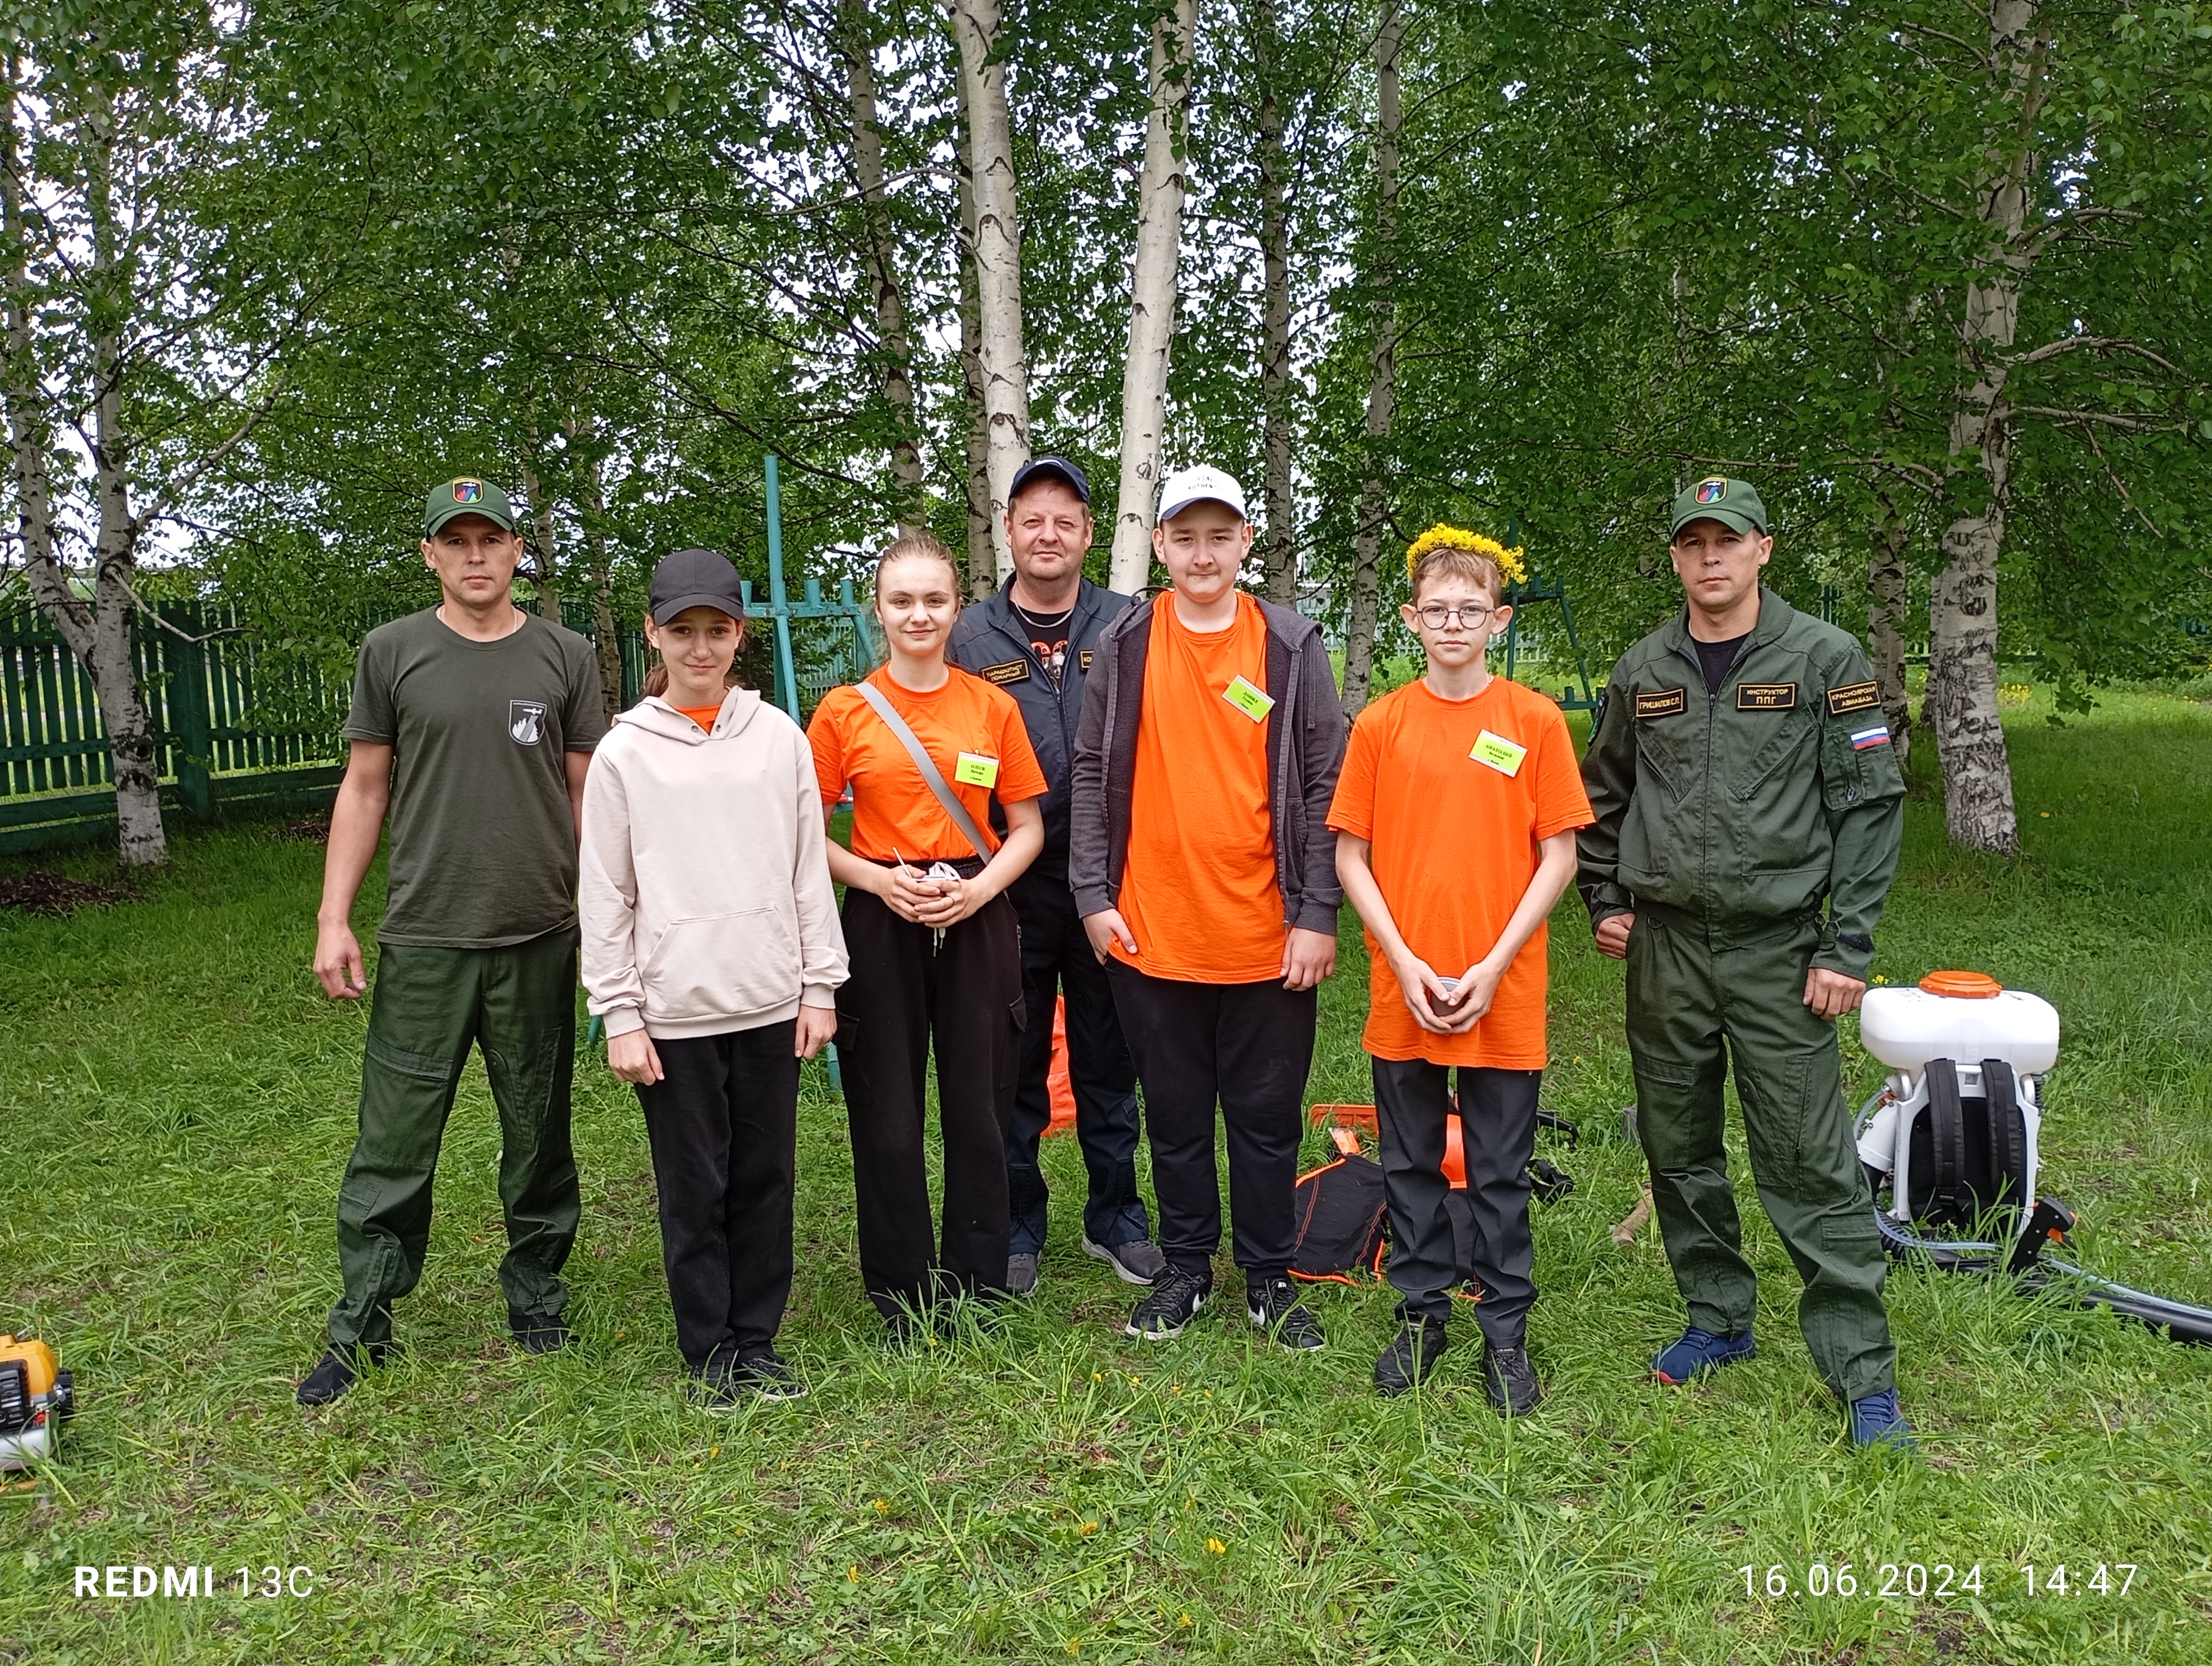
<box><xmin>1412</xmin><ymin>602</ymin><xmax>1495</xmax><ymax>630</ymax></box>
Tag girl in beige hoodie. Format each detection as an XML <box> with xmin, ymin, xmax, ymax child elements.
<box><xmin>579</xmin><ymin>547</ymin><xmax>847</xmax><ymax>1407</ymax></box>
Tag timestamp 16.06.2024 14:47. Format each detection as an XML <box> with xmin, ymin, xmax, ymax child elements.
<box><xmin>1738</xmin><ymin>1562</ymin><xmax>2140</xmax><ymax>1601</ymax></box>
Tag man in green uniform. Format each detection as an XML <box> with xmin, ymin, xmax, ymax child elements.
<box><xmin>1578</xmin><ymin>477</ymin><xmax>1912</xmax><ymax>1450</ymax></box>
<box><xmin>298</xmin><ymin>478</ymin><xmax>607</xmax><ymax>1406</ymax></box>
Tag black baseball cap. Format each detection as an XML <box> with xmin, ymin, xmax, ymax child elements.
<box><xmin>1008</xmin><ymin>455</ymin><xmax>1090</xmax><ymax>505</ymax></box>
<box><xmin>649</xmin><ymin>547</ymin><xmax>747</xmax><ymax>625</ymax></box>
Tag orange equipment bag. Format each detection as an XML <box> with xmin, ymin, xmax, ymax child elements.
<box><xmin>1042</xmin><ymin>996</ymin><xmax>1076</xmax><ymax>1138</ymax></box>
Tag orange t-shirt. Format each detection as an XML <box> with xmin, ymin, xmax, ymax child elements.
<box><xmin>808</xmin><ymin>665</ymin><xmax>1047</xmax><ymax>862</ymax></box>
<box><xmin>676</xmin><ymin>703</ymin><xmax>723</xmax><ymax>731</ymax></box>
<box><xmin>1326</xmin><ymin>675</ymin><xmax>1593</xmax><ymax>1067</ymax></box>
<box><xmin>1114</xmin><ymin>593</ymin><xmax>1284</xmax><ymax>983</ymax></box>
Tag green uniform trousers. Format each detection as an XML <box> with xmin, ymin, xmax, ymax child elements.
<box><xmin>1625</xmin><ymin>908</ymin><xmax>1894</xmax><ymax>1401</ymax></box>
<box><xmin>328</xmin><ymin>929</ymin><xmax>582</xmax><ymax>1351</ymax></box>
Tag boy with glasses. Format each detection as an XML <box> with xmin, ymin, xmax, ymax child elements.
<box><xmin>1330</xmin><ymin>526</ymin><xmax>1592</xmax><ymax>1408</ymax></box>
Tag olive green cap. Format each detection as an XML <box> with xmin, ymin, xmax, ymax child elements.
<box><xmin>1670</xmin><ymin>476</ymin><xmax>1767</xmax><ymax>538</ymax></box>
<box><xmin>424</xmin><ymin>477</ymin><xmax>517</xmax><ymax>536</ymax></box>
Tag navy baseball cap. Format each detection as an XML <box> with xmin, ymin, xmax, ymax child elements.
<box><xmin>1008</xmin><ymin>456</ymin><xmax>1090</xmax><ymax>505</ymax></box>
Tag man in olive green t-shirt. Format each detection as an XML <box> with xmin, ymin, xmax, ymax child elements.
<box><xmin>298</xmin><ymin>477</ymin><xmax>607</xmax><ymax>1406</ymax></box>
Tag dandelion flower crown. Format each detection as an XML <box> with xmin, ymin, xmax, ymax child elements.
<box><xmin>1405</xmin><ymin>523</ymin><xmax>1528</xmax><ymax>588</ymax></box>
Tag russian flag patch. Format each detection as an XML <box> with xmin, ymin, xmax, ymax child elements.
<box><xmin>1850</xmin><ymin>724</ymin><xmax>1891</xmax><ymax>750</ymax></box>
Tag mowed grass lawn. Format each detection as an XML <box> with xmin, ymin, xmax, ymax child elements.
<box><xmin>3</xmin><ymin>683</ymin><xmax>2210</xmax><ymax>1665</ymax></box>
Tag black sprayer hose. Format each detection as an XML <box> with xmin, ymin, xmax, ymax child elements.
<box><xmin>1859</xmin><ymin>1094</ymin><xmax>2212</xmax><ymax>1345</ymax></box>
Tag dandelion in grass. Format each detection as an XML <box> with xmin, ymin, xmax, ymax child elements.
<box><xmin>873</xmin><ymin>1498</ymin><xmax>889</xmax><ymax>1515</ymax></box>
<box><xmin>847</xmin><ymin>1565</ymin><xmax>859</xmax><ymax>1582</ymax></box>
<box><xmin>1078</xmin><ymin>1521</ymin><xmax>1099</xmax><ymax>1536</ymax></box>
<box><xmin>1206</xmin><ymin>1538</ymin><xmax>1225</xmax><ymax>1555</ymax></box>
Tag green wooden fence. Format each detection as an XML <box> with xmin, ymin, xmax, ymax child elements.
<box><xmin>0</xmin><ymin>604</ymin><xmax>374</xmax><ymax>855</ymax></box>
<box><xmin>0</xmin><ymin>586</ymin><xmax>877</xmax><ymax>857</ymax></box>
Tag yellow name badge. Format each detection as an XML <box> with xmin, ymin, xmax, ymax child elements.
<box><xmin>1470</xmin><ymin>729</ymin><xmax>1527</xmax><ymax>777</ymax></box>
<box><xmin>954</xmin><ymin>752</ymin><xmax>1000</xmax><ymax>788</ymax></box>
<box><xmin>1222</xmin><ymin>675</ymin><xmax>1275</xmax><ymax>722</ymax></box>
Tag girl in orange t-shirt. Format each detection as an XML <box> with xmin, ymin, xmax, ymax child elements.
<box><xmin>1329</xmin><ymin>527</ymin><xmax>1592</xmax><ymax>1413</ymax></box>
<box><xmin>806</xmin><ymin>534</ymin><xmax>1047</xmax><ymax>1331</ymax></box>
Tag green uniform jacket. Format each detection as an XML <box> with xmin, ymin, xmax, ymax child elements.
<box><xmin>1577</xmin><ymin>587</ymin><xmax>1905</xmax><ymax>981</ymax></box>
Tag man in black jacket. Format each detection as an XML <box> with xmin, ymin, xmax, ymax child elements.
<box><xmin>1070</xmin><ymin>465</ymin><xmax>1349</xmax><ymax>1347</ymax></box>
<box><xmin>947</xmin><ymin>457</ymin><xmax>1165</xmax><ymax>1297</ymax></box>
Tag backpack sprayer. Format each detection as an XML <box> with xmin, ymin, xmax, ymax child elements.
<box><xmin>1854</xmin><ymin>971</ymin><xmax>2212</xmax><ymax>1345</ymax></box>
<box><xmin>0</xmin><ymin>1333</ymin><xmax>73</xmax><ymax>1470</ymax></box>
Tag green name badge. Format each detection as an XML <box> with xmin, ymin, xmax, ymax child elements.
<box><xmin>1222</xmin><ymin>675</ymin><xmax>1275</xmax><ymax>722</ymax></box>
<box><xmin>1470</xmin><ymin>729</ymin><xmax>1527</xmax><ymax>776</ymax></box>
<box><xmin>954</xmin><ymin>752</ymin><xmax>1000</xmax><ymax>787</ymax></box>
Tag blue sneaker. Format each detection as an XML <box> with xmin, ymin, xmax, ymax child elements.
<box><xmin>1650</xmin><ymin>1326</ymin><xmax>1756</xmax><ymax>1385</ymax></box>
<box><xmin>1849</xmin><ymin>1388</ymin><xmax>1916</xmax><ymax>1451</ymax></box>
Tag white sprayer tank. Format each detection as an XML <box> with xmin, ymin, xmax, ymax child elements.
<box><xmin>1859</xmin><ymin>972</ymin><xmax>2059</xmax><ymax>1081</ymax></box>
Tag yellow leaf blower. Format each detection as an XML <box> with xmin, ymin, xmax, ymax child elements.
<box><xmin>0</xmin><ymin>1334</ymin><xmax>74</xmax><ymax>1470</ymax></box>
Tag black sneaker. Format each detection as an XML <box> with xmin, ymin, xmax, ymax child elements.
<box><xmin>1374</xmin><ymin>1319</ymin><xmax>1449</xmax><ymax>1396</ymax></box>
<box><xmin>508</xmin><ymin>1309</ymin><xmax>574</xmax><ymax>1355</ymax></box>
<box><xmin>1125</xmin><ymin>1267</ymin><xmax>1212</xmax><ymax>1340</ymax></box>
<box><xmin>685</xmin><ymin>1371</ymin><xmax>742</xmax><ymax>1414</ymax></box>
<box><xmin>731</xmin><ymin>1347</ymin><xmax>807</xmax><ymax>1401</ymax></box>
<box><xmin>295</xmin><ymin>1343</ymin><xmax>384</xmax><ymax>1407</ymax></box>
<box><xmin>1247</xmin><ymin>1276</ymin><xmax>1326</xmax><ymax>1350</ymax></box>
<box><xmin>1483</xmin><ymin>1341</ymin><xmax>1542</xmax><ymax>1415</ymax></box>
<box><xmin>1006</xmin><ymin>1253</ymin><xmax>1040</xmax><ymax>1297</ymax></box>
<box><xmin>1083</xmin><ymin>1236</ymin><xmax>1168</xmax><ymax>1285</ymax></box>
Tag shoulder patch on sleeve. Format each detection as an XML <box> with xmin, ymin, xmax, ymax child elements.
<box><xmin>979</xmin><ymin>659</ymin><xmax>1031</xmax><ymax>685</ymax></box>
<box><xmin>1826</xmin><ymin>678</ymin><xmax>1881</xmax><ymax>717</ymax></box>
<box><xmin>1635</xmin><ymin>687</ymin><xmax>1688</xmax><ymax>719</ymax></box>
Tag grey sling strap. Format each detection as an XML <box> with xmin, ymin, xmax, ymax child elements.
<box><xmin>853</xmin><ymin>678</ymin><xmax>991</xmax><ymax>861</ymax></box>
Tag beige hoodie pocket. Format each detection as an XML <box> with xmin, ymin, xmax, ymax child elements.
<box><xmin>641</xmin><ymin>906</ymin><xmax>799</xmax><ymax>1022</ymax></box>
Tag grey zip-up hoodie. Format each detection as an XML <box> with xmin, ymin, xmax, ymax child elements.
<box><xmin>1069</xmin><ymin>592</ymin><xmax>1349</xmax><ymax>935</ymax></box>
<box><xmin>580</xmin><ymin>689</ymin><xmax>848</xmax><ymax>1040</ymax></box>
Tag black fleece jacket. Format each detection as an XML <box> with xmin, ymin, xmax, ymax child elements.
<box><xmin>1067</xmin><ymin>592</ymin><xmax>1349</xmax><ymax>936</ymax></box>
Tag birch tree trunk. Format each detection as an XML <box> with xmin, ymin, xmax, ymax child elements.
<box><xmin>1866</xmin><ymin>484</ymin><xmax>1913</xmax><ymax>767</ymax></box>
<box><xmin>843</xmin><ymin>0</ymin><xmax>927</xmax><ymax>534</ymax></box>
<box><xmin>1340</xmin><ymin>0</ymin><xmax>1400</xmax><ymax>720</ymax></box>
<box><xmin>523</xmin><ymin>460</ymin><xmax>561</xmax><ymax>620</ymax></box>
<box><xmin>1255</xmin><ymin>0</ymin><xmax>1298</xmax><ymax>607</ymax></box>
<box><xmin>948</xmin><ymin>0</ymin><xmax>1030</xmax><ymax>583</ymax></box>
<box><xmin>576</xmin><ymin>443</ymin><xmax>624</xmax><ymax>724</ymax></box>
<box><xmin>954</xmin><ymin>71</ymin><xmax>996</xmax><ymax>600</ymax></box>
<box><xmin>1108</xmin><ymin>0</ymin><xmax>1198</xmax><ymax>595</ymax></box>
<box><xmin>1929</xmin><ymin>2</ymin><xmax>2044</xmax><ymax>856</ymax></box>
<box><xmin>61</xmin><ymin>79</ymin><xmax>163</xmax><ymax>863</ymax></box>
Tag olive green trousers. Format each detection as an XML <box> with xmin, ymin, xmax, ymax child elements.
<box><xmin>327</xmin><ymin>930</ymin><xmax>581</xmax><ymax>1351</ymax></box>
<box><xmin>1625</xmin><ymin>908</ymin><xmax>1895</xmax><ymax>1402</ymax></box>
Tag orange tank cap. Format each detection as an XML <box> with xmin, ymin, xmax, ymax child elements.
<box><xmin>1919</xmin><ymin>969</ymin><xmax>2004</xmax><ymax>998</ymax></box>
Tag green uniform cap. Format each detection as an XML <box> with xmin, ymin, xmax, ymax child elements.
<box><xmin>424</xmin><ymin>477</ymin><xmax>517</xmax><ymax>536</ymax></box>
<box><xmin>1670</xmin><ymin>476</ymin><xmax>1767</xmax><ymax>539</ymax></box>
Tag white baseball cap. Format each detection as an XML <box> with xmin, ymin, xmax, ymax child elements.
<box><xmin>1156</xmin><ymin>465</ymin><xmax>1248</xmax><ymax>525</ymax></box>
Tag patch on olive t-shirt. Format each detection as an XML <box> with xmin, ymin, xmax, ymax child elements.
<box><xmin>343</xmin><ymin>609</ymin><xmax>607</xmax><ymax>947</ymax></box>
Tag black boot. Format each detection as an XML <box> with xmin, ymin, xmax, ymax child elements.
<box><xmin>1374</xmin><ymin>1318</ymin><xmax>1449</xmax><ymax>1397</ymax></box>
<box><xmin>296</xmin><ymin>1343</ymin><xmax>385</xmax><ymax>1407</ymax></box>
<box><xmin>1482</xmin><ymin>1340</ymin><xmax>1542</xmax><ymax>1416</ymax></box>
